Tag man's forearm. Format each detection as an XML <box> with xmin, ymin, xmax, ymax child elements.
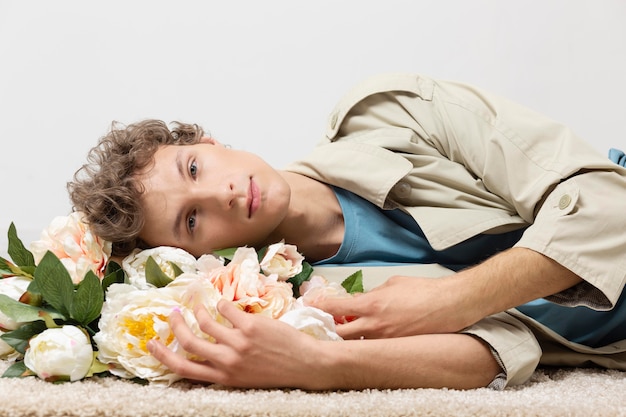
<box><xmin>447</xmin><ymin>247</ymin><xmax>583</xmax><ymax>329</ymax></box>
<box><xmin>313</xmin><ymin>333</ymin><xmax>500</xmax><ymax>390</ymax></box>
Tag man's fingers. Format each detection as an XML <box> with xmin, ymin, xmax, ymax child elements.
<box><xmin>193</xmin><ymin>303</ymin><xmax>232</xmax><ymax>343</ymax></box>
<box><xmin>216</xmin><ymin>298</ymin><xmax>253</xmax><ymax>329</ymax></box>
<box><xmin>333</xmin><ymin>317</ymin><xmax>377</xmax><ymax>340</ymax></box>
<box><xmin>168</xmin><ymin>309</ymin><xmax>223</xmax><ymax>357</ymax></box>
<box><xmin>309</xmin><ymin>294</ymin><xmax>365</xmax><ymax>318</ymax></box>
<box><xmin>147</xmin><ymin>338</ymin><xmax>220</xmax><ymax>382</ymax></box>
<box><xmin>217</xmin><ymin>298</ymin><xmax>242</xmax><ymax>316</ymax></box>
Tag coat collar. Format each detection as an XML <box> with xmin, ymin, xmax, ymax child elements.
<box><xmin>285</xmin><ymin>139</ymin><xmax>412</xmax><ymax>208</ymax></box>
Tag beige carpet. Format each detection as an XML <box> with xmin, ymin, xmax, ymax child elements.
<box><xmin>1</xmin><ymin>359</ymin><xmax>625</xmax><ymax>417</ymax></box>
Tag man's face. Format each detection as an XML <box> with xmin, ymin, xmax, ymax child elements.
<box><xmin>137</xmin><ymin>140</ymin><xmax>291</xmax><ymax>257</ymax></box>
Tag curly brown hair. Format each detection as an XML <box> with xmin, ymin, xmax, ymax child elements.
<box><xmin>68</xmin><ymin>120</ymin><xmax>205</xmax><ymax>256</ymax></box>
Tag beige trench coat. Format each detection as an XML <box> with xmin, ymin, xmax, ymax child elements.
<box><xmin>286</xmin><ymin>73</ymin><xmax>626</xmax><ymax>387</ymax></box>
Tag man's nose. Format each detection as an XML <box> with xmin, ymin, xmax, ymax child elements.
<box><xmin>190</xmin><ymin>183</ymin><xmax>234</xmax><ymax>209</ymax></box>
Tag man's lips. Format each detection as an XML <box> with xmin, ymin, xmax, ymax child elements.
<box><xmin>248</xmin><ymin>178</ymin><xmax>260</xmax><ymax>218</ymax></box>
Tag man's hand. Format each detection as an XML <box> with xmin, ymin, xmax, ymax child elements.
<box><xmin>311</xmin><ymin>275</ymin><xmax>466</xmax><ymax>339</ymax></box>
<box><xmin>147</xmin><ymin>300</ymin><xmax>330</xmax><ymax>390</ymax></box>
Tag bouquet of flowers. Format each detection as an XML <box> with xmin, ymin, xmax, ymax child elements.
<box><xmin>0</xmin><ymin>212</ymin><xmax>362</xmax><ymax>384</ymax></box>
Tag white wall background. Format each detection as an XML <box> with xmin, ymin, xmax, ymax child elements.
<box><xmin>1</xmin><ymin>0</ymin><xmax>625</xmax><ymax>257</ymax></box>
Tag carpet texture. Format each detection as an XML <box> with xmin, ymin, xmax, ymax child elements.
<box><xmin>1</xmin><ymin>360</ymin><xmax>625</xmax><ymax>417</ymax></box>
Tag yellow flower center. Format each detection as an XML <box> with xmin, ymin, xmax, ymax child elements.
<box><xmin>123</xmin><ymin>314</ymin><xmax>174</xmax><ymax>352</ymax></box>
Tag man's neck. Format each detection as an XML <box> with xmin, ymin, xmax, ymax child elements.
<box><xmin>265</xmin><ymin>171</ymin><xmax>344</xmax><ymax>262</ymax></box>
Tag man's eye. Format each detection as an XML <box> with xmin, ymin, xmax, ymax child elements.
<box><xmin>190</xmin><ymin>161</ymin><xmax>198</xmax><ymax>177</ymax></box>
<box><xmin>188</xmin><ymin>213</ymin><xmax>196</xmax><ymax>231</ymax></box>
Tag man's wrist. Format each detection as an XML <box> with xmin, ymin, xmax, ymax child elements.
<box><xmin>301</xmin><ymin>340</ymin><xmax>352</xmax><ymax>390</ymax></box>
<box><xmin>449</xmin><ymin>247</ymin><xmax>583</xmax><ymax>325</ymax></box>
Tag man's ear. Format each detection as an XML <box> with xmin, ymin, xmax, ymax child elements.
<box><xmin>200</xmin><ymin>136</ymin><xmax>220</xmax><ymax>145</ymax></box>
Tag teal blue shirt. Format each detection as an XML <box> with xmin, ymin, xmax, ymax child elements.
<box><xmin>315</xmin><ymin>186</ymin><xmax>626</xmax><ymax>348</ymax></box>
<box><xmin>315</xmin><ymin>187</ymin><xmax>524</xmax><ymax>271</ymax></box>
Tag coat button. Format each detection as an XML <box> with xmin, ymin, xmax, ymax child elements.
<box><xmin>395</xmin><ymin>182</ymin><xmax>411</xmax><ymax>197</ymax></box>
<box><xmin>558</xmin><ymin>194</ymin><xmax>572</xmax><ymax>210</ymax></box>
<box><xmin>329</xmin><ymin>112</ymin><xmax>339</xmax><ymax>130</ymax></box>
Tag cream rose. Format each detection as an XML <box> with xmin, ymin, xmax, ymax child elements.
<box><xmin>30</xmin><ymin>212</ymin><xmax>111</xmax><ymax>284</ymax></box>
<box><xmin>204</xmin><ymin>247</ymin><xmax>294</xmax><ymax>317</ymax></box>
<box><xmin>255</xmin><ymin>278</ymin><xmax>295</xmax><ymax>318</ymax></box>
<box><xmin>122</xmin><ymin>246</ymin><xmax>198</xmax><ymax>289</ymax></box>
<box><xmin>298</xmin><ymin>275</ymin><xmax>351</xmax><ymax>306</ymax></box>
<box><xmin>260</xmin><ymin>241</ymin><xmax>304</xmax><ymax>280</ymax></box>
<box><xmin>206</xmin><ymin>247</ymin><xmax>265</xmax><ymax>302</ymax></box>
<box><xmin>195</xmin><ymin>253</ymin><xmax>226</xmax><ymax>276</ymax></box>
<box><xmin>24</xmin><ymin>325</ymin><xmax>94</xmax><ymax>381</ymax></box>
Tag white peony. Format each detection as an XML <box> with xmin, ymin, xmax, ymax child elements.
<box><xmin>24</xmin><ymin>325</ymin><xmax>94</xmax><ymax>381</ymax></box>
<box><xmin>94</xmin><ymin>277</ymin><xmax>222</xmax><ymax>384</ymax></box>
<box><xmin>95</xmin><ymin>283</ymin><xmax>183</xmax><ymax>383</ymax></box>
<box><xmin>29</xmin><ymin>212</ymin><xmax>111</xmax><ymax>284</ymax></box>
<box><xmin>122</xmin><ymin>246</ymin><xmax>198</xmax><ymax>289</ymax></box>
<box><xmin>298</xmin><ymin>275</ymin><xmax>355</xmax><ymax>325</ymax></box>
<box><xmin>0</xmin><ymin>276</ymin><xmax>32</xmax><ymax>360</ymax></box>
<box><xmin>0</xmin><ymin>276</ymin><xmax>31</xmax><ymax>331</ymax></box>
<box><xmin>172</xmin><ymin>273</ymin><xmax>232</xmax><ymax>340</ymax></box>
<box><xmin>279</xmin><ymin>306</ymin><xmax>342</xmax><ymax>341</ymax></box>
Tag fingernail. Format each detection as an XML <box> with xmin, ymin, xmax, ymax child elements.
<box><xmin>171</xmin><ymin>306</ymin><xmax>182</xmax><ymax>314</ymax></box>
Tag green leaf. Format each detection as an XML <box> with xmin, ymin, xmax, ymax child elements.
<box><xmin>87</xmin><ymin>354</ymin><xmax>111</xmax><ymax>377</ymax></box>
<box><xmin>129</xmin><ymin>376</ymin><xmax>150</xmax><ymax>385</ymax></box>
<box><xmin>34</xmin><ymin>251</ymin><xmax>74</xmax><ymax>316</ymax></box>
<box><xmin>0</xmin><ymin>256</ymin><xmax>35</xmax><ymax>279</ymax></box>
<box><xmin>101</xmin><ymin>261</ymin><xmax>125</xmax><ymax>293</ymax></box>
<box><xmin>7</xmin><ymin>223</ymin><xmax>35</xmax><ymax>267</ymax></box>
<box><xmin>341</xmin><ymin>270</ymin><xmax>364</xmax><ymax>294</ymax></box>
<box><xmin>145</xmin><ymin>256</ymin><xmax>173</xmax><ymax>288</ymax></box>
<box><xmin>70</xmin><ymin>271</ymin><xmax>103</xmax><ymax>325</ymax></box>
<box><xmin>104</xmin><ymin>260</ymin><xmax>122</xmax><ymax>276</ymax></box>
<box><xmin>256</xmin><ymin>246</ymin><xmax>268</xmax><ymax>263</ymax></box>
<box><xmin>39</xmin><ymin>311</ymin><xmax>62</xmax><ymax>329</ymax></box>
<box><xmin>18</xmin><ymin>290</ymin><xmax>42</xmax><ymax>307</ymax></box>
<box><xmin>168</xmin><ymin>261</ymin><xmax>185</xmax><ymax>278</ymax></box>
<box><xmin>0</xmin><ymin>294</ymin><xmax>65</xmax><ymax>323</ymax></box>
<box><xmin>287</xmin><ymin>262</ymin><xmax>314</xmax><ymax>298</ymax></box>
<box><xmin>212</xmin><ymin>247</ymin><xmax>237</xmax><ymax>262</ymax></box>
<box><xmin>7</xmin><ymin>263</ymin><xmax>34</xmax><ymax>279</ymax></box>
<box><xmin>0</xmin><ymin>321</ymin><xmax>47</xmax><ymax>354</ymax></box>
<box><xmin>26</xmin><ymin>279</ymin><xmax>40</xmax><ymax>296</ymax></box>
<box><xmin>2</xmin><ymin>360</ymin><xmax>35</xmax><ymax>378</ymax></box>
<box><xmin>17</xmin><ymin>265</ymin><xmax>36</xmax><ymax>276</ymax></box>
<box><xmin>0</xmin><ymin>256</ymin><xmax>14</xmax><ymax>276</ymax></box>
